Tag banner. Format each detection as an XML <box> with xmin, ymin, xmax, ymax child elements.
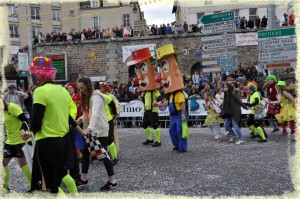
<box><xmin>18</xmin><ymin>52</ymin><xmax>29</xmax><ymax>71</ymax></box>
<box><xmin>122</xmin><ymin>44</ymin><xmax>156</xmax><ymax>63</ymax></box>
<box><xmin>235</xmin><ymin>33</ymin><xmax>258</xmax><ymax>46</ymax></box>
<box><xmin>118</xmin><ymin>99</ymin><xmax>267</xmax><ymax>117</ymax></box>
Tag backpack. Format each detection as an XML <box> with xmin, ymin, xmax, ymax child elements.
<box><xmin>168</xmin><ymin>91</ymin><xmax>189</xmax><ymax>115</ymax></box>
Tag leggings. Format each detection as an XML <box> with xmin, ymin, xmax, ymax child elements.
<box><xmin>81</xmin><ymin>136</ymin><xmax>114</xmax><ymax>176</ymax></box>
<box><xmin>107</xmin><ymin>120</ymin><xmax>114</xmax><ymax>146</ymax></box>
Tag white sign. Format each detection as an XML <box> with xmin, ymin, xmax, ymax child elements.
<box><xmin>259</xmin><ymin>50</ymin><xmax>297</xmax><ymax>62</ymax></box>
<box><xmin>18</xmin><ymin>52</ymin><xmax>29</xmax><ymax>71</ymax></box>
<box><xmin>201</xmin><ymin>34</ymin><xmax>235</xmax><ymax>42</ymax></box>
<box><xmin>119</xmin><ymin>100</ymin><xmax>144</xmax><ymax>117</ymax></box>
<box><xmin>258</xmin><ymin>37</ymin><xmax>297</xmax><ymax>50</ymax></box>
<box><xmin>203</xmin><ymin>67</ymin><xmax>221</xmax><ymax>73</ymax></box>
<box><xmin>235</xmin><ymin>33</ymin><xmax>258</xmax><ymax>46</ymax></box>
<box><xmin>201</xmin><ymin>41</ymin><xmax>236</xmax><ymax>51</ymax></box>
<box><xmin>201</xmin><ymin>24</ymin><xmax>235</xmax><ymax>35</ymax></box>
<box><xmin>122</xmin><ymin>44</ymin><xmax>156</xmax><ymax>63</ymax></box>
<box><xmin>202</xmin><ymin>51</ymin><xmax>237</xmax><ymax>59</ymax></box>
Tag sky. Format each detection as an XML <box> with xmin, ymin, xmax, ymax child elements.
<box><xmin>139</xmin><ymin>0</ymin><xmax>175</xmax><ymax>26</ymax></box>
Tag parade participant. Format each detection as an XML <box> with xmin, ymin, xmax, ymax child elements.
<box><xmin>203</xmin><ymin>92</ymin><xmax>223</xmax><ymax>142</ymax></box>
<box><xmin>28</xmin><ymin>56</ymin><xmax>86</xmax><ymax>196</ymax></box>
<box><xmin>156</xmin><ymin>44</ymin><xmax>188</xmax><ymax>152</ymax></box>
<box><xmin>267</xmin><ymin>81</ymin><xmax>296</xmax><ymax>135</ymax></box>
<box><xmin>96</xmin><ymin>81</ymin><xmax>119</xmax><ymax>166</ymax></box>
<box><xmin>3</xmin><ymin>100</ymin><xmax>31</xmax><ymax>191</ymax></box>
<box><xmin>264</xmin><ymin>75</ymin><xmax>280</xmax><ymax>132</ymax></box>
<box><xmin>127</xmin><ymin>48</ymin><xmax>162</xmax><ymax>147</ymax></box>
<box><xmin>76</xmin><ymin>76</ymin><xmax>117</xmax><ymax>191</ymax></box>
<box><xmin>244</xmin><ymin>82</ymin><xmax>268</xmax><ymax>142</ymax></box>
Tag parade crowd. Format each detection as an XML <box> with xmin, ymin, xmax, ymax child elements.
<box><xmin>2</xmin><ymin>45</ymin><xmax>297</xmax><ymax>197</ymax></box>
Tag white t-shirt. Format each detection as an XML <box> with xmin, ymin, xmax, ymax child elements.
<box><xmin>215</xmin><ymin>92</ymin><xmax>224</xmax><ymax>105</ymax></box>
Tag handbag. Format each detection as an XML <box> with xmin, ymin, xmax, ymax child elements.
<box><xmin>220</xmin><ymin>106</ymin><xmax>232</xmax><ymax>118</ymax></box>
<box><xmin>254</xmin><ymin>103</ymin><xmax>267</xmax><ymax>120</ymax></box>
<box><xmin>85</xmin><ymin>133</ymin><xmax>110</xmax><ymax>160</ymax></box>
<box><xmin>21</xmin><ymin>122</ymin><xmax>35</xmax><ymax>173</ymax></box>
<box><xmin>189</xmin><ymin>96</ymin><xmax>199</xmax><ymax>111</ymax></box>
<box><xmin>182</xmin><ymin>121</ymin><xmax>190</xmax><ymax>139</ymax></box>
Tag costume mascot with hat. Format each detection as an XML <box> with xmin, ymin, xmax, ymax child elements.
<box><xmin>156</xmin><ymin>44</ymin><xmax>188</xmax><ymax>152</ymax></box>
<box><xmin>126</xmin><ymin>48</ymin><xmax>162</xmax><ymax>147</ymax></box>
<box><xmin>263</xmin><ymin>75</ymin><xmax>280</xmax><ymax>133</ymax></box>
<box><xmin>244</xmin><ymin>81</ymin><xmax>268</xmax><ymax>142</ymax></box>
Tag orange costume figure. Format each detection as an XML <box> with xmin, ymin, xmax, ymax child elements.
<box><xmin>156</xmin><ymin>44</ymin><xmax>188</xmax><ymax>152</ymax></box>
<box><xmin>127</xmin><ymin>48</ymin><xmax>162</xmax><ymax>147</ymax></box>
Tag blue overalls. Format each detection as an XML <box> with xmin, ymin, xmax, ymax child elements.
<box><xmin>168</xmin><ymin>93</ymin><xmax>188</xmax><ymax>152</ymax></box>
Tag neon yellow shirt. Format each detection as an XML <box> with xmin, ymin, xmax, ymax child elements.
<box><xmin>103</xmin><ymin>94</ymin><xmax>113</xmax><ymax>122</ymax></box>
<box><xmin>4</xmin><ymin>103</ymin><xmax>26</xmax><ymax>145</ymax></box>
<box><xmin>33</xmin><ymin>84</ymin><xmax>71</xmax><ymax>141</ymax></box>
<box><xmin>145</xmin><ymin>90</ymin><xmax>160</xmax><ymax>113</ymax></box>
<box><xmin>250</xmin><ymin>91</ymin><xmax>261</xmax><ymax>114</ymax></box>
<box><xmin>169</xmin><ymin>92</ymin><xmax>185</xmax><ymax>111</ymax></box>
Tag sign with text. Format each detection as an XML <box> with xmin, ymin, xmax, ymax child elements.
<box><xmin>203</xmin><ymin>58</ymin><xmax>237</xmax><ymax>66</ymax></box>
<box><xmin>47</xmin><ymin>53</ymin><xmax>67</xmax><ymax>81</ymax></box>
<box><xmin>119</xmin><ymin>100</ymin><xmax>144</xmax><ymax>117</ymax></box>
<box><xmin>201</xmin><ymin>24</ymin><xmax>235</xmax><ymax>35</ymax></box>
<box><xmin>201</xmin><ymin>34</ymin><xmax>235</xmax><ymax>42</ymax></box>
<box><xmin>221</xmin><ymin>65</ymin><xmax>237</xmax><ymax>72</ymax></box>
<box><xmin>235</xmin><ymin>33</ymin><xmax>258</xmax><ymax>46</ymax></box>
<box><xmin>201</xmin><ymin>41</ymin><xmax>236</xmax><ymax>51</ymax></box>
<box><xmin>265</xmin><ymin>62</ymin><xmax>292</xmax><ymax>69</ymax></box>
<box><xmin>202</xmin><ymin>51</ymin><xmax>237</xmax><ymax>59</ymax></box>
<box><xmin>122</xmin><ymin>44</ymin><xmax>156</xmax><ymax>63</ymax></box>
<box><xmin>258</xmin><ymin>27</ymin><xmax>296</xmax><ymax>39</ymax></box>
<box><xmin>18</xmin><ymin>52</ymin><xmax>29</xmax><ymax>72</ymax></box>
<box><xmin>259</xmin><ymin>50</ymin><xmax>297</xmax><ymax>62</ymax></box>
<box><xmin>200</xmin><ymin>11</ymin><xmax>234</xmax><ymax>25</ymax></box>
<box><xmin>258</xmin><ymin>37</ymin><xmax>297</xmax><ymax>50</ymax></box>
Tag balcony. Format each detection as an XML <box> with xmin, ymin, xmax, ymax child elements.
<box><xmin>52</xmin><ymin>19</ymin><xmax>61</xmax><ymax>26</ymax></box>
<box><xmin>10</xmin><ymin>36</ymin><xmax>20</xmax><ymax>44</ymax></box>
<box><xmin>8</xmin><ymin>14</ymin><xmax>19</xmax><ymax>22</ymax></box>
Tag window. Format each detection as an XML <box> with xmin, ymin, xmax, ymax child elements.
<box><xmin>31</xmin><ymin>7</ymin><xmax>40</xmax><ymax>20</ymax></box>
<box><xmin>90</xmin><ymin>0</ymin><xmax>103</xmax><ymax>8</ymax></box>
<box><xmin>52</xmin><ymin>10</ymin><xmax>61</xmax><ymax>21</ymax></box>
<box><xmin>204</xmin><ymin>0</ymin><xmax>212</xmax><ymax>5</ymax></box>
<box><xmin>53</xmin><ymin>28</ymin><xmax>62</xmax><ymax>34</ymax></box>
<box><xmin>197</xmin><ymin>12</ymin><xmax>205</xmax><ymax>23</ymax></box>
<box><xmin>32</xmin><ymin>26</ymin><xmax>41</xmax><ymax>38</ymax></box>
<box><xmin>9</xmin><ymin>25</ymin><xmax>19</xmax><ymax>38</ymax></box>
<box><xmin>8</xmin><ymin>4</ymin><xmax>18</xmax><ymax>18</ymax></box>
<box><xmin>234</xmin><ymin>10</ymin><xmax>239</xmax><ymax>19</ymax></box>
<box><xmin>249</xmin><ymin>8</ymin><xmax>257</xmax><ymax>18</ymax></box>
<box><xmin>92</xmin><ymin>16</ymin><xmax>99</xmax><ymax>29</ymax></box>
<box><xmin>123</xmin><ymin>14</ymin><xmax>130</xmax><ymax>26</ymax></box>
<box><xmin>69</xmin><ymin>10</ymin><xmax>74</xmax><ymax>16</ymax></box>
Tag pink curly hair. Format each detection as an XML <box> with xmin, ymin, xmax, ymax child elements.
<box><xmin>29</xmin><ymin>67</ymin><xmax>57</xmax><ymax>80</ymax></box>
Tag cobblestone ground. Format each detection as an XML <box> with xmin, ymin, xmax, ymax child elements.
<box><xmin>5</xmin><ymin>127</ymin><xmax>296</xmax><ymax>197</ymax></box>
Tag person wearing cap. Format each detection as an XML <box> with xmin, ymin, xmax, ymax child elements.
<box><xmin>126</xmin><ymin>48</ymin><xmax>162</xmax><ymax>147</ymax></box>
<box><xmin>267</xmin><ymin>81</ymin><xmax>296</xmax><ymax>135</ymax></box>
<box><xmin>156</xmin><ymin>44</ymin><xmax>188</xmax><ymax>152</ymax></box>
<box><xmin>244</xmin><ymin>82</ymin><xmax>268</xmax><ymax>142</ymax></box>
<box><xmin>27</xmin><ymin>56</ymin><xmax>87</xmax><ymax>196</ymax></box>
<box><xmin>263</xmin><ymin>75</ymin><xmax>280</xmax><ymax>133</ymax></box>
<box><xmin>4</xmin><ymin>84</ymin><xmax>28</xmax><ymax>112</ymax></box>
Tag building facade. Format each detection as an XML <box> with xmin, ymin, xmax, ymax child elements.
<box><xmin>174</xmin><ymin>0</ymin><xmax>288</xmax><ymax>26</ymax></box>
<box><xmin>7</xmin><ymin>0</ymin><xmax>142</xmax><ymax>56</ymax></box>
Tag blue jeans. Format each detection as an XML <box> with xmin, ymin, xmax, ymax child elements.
<box><xmin>224</xmin><ymin>118</ymin><xmax>243</xmax><ymax>139</ymax></box>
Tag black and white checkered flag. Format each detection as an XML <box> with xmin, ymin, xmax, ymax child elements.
<box><xmin>85</xmin><ymin>133</ymin><xmax>110</xmax><ymax>160</ymax></box>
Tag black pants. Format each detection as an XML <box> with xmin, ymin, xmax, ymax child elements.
<box><xmin>31</xmin><ymin>136</ymin><xmax>68</xmax><ymax>193</ymax></box>
<box><xmin>68</xmin><ymin>129</ymin><xmax>81</xmax><ymax>180</ymax></box>
<box><xmin>142</xmin><ymin>111</ymin><xmax>159</xmax><ymax>129</ymax></box>
<box><xmin>81</xmin><ymin>136</ymin><xmax>114</xmax><ymax>176</ymax></box>
<box><xmin>247</xmin><ymin>114</ymin><xmax>262</xmax><ymax>128</ymax></box>
<box><xmin>107</xmin><ymin>120</ymin><xmax>114</xmax><ymax>145</ymax></box>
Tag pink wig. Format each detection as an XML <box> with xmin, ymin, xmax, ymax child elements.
<box><xmin>29</xmin><ymin>56</ymin><xmax>57</xmax><ymax>80</ymax></box>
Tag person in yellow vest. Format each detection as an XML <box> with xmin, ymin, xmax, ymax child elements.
<box><xmin>127</xmin><ymin>48</ymin><xmax>162</xmax><ymax>147</ymax></box>
<box><xmin>27</xmin><ymin>56</ymin><xmax>87</xmax><ymax>196</ymax></box>
<box><xmin>2</xmin><ymin>101</ymin><xmax>31</xmax><ymax>191</ymax></box>
<box><xmin>155</xmin><ymin>44</ymin><xmax>188</xmax><ymax>152</ymax></box>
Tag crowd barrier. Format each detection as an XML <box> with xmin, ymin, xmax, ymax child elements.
<box><xmin>117</xmin><ymin>100</ymin><xmax>271</xmax><ymax>128</ymax></box>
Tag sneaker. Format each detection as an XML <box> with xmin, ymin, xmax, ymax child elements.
<box><xmin>100</xmin><ymin>181</ymin><xmax>117</xmax><ymax>191</ymax></box>
<box><xmin>193</xmin><ymin>124</ymin><xmax>196</xmax><ymax>128</ymax></box>
<box><xmin>229</xmin><ymin>136</ymin><xmax>237</xmax><ymax>142</ymax></box>
<box><xmin>173</xmin><ymin>147</ymin><xmax>179</xmax><ymax>151</ymax></box>
<box><xmin>225</xmin><ymin>132</ymin><xmax>230</xmax><ymax>137</ymax></box>
<box><xmin>272</xmin><ymin>127</ymin><xmax>279</xmax><ymax>133</ymax></box>
<box><xmin>235</xmin><ymin>140</ymin><xmax>244</xmax><ymax>145</ymax></box>
<box><xmin>257</xmin><ymin>139</ymin><xmax>267</xmax><ymax>143</ymax></box>
<box><xmin>142</xmin><ymin>139</ymin><xmax>154</xmax><ymax>145</ymax></box>
<box><xmin>197</xmin><ymin>124</ymin><xmax>201</xmax><ymax>128</ymax></box>
<box><xmin>112</xmin><ymin>158</ymin><xmax>119</xmax><ymax>166</ymax></box>
<box><xmin>75</xmin><ymin>179</ymin><xmax>89</xmax><ymax>187</ymax></box>
<box><xmin>152</xmin><ymin>141</ymin><xmax>161</xmax><ymax>147</ymax></box>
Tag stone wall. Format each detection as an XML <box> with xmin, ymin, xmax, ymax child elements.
<box><xmin>34</xmin><ymin>30</ymin><xmax>260</xmax><ymax>83</ymax></box>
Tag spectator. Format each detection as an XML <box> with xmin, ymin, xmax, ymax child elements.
<box><xmin>281</xmin><ymin>13</ymin><xmax>288</xmax><ymax>26</ymax></box>
<box><xmin>184</xmin><ymin>81</ymin><xmax>193</xmax><ymax>96</ymax></box>
<box><xmin>200</xmin><ymin>84</ymin><xmax>214</xmax><ymax>99</ymax></box>
<box><xmin>166</xmin><ymin>23</ymin><xmax>172</xmax><ymax>34</ymax></box>
<box><xmin>4</xmin><ymin>84</ymin><xmax>28</xmax><ymax>112</ymax></box>
<box><xmin>261</xmin><ymin>16</ymin><xmax>267</xmax><ymax>28</ymax></box>
<box><xmin>183</xmin><ymin>21</ymin><xmax>188</xmax><ymax>32</ymax></box>
<box><xmin>289</xmin><ymin>13</ymin><xmax>295</xmax><ymax>26</ymax></box>
<box><xmin>81</xmin><ymin>30</ymin><xmax>86</xmax><ymax>40</ymax></box>
<box><xmin>119</xmin><ymin>86</ymin><xmax>134</xmax><ymax>102</ymax></box>
<box><xmin>38</xmin><ymin>32</ymin><xmax>45</xmax><ymax>43</ymax></box>
<box><xmin>56</xmin><ymin>32</ymin><xmax>62</xmax><ymax>42</ymax></box>
<box><xmin>62</xmin><ymin>32</ymin><xmax>67</xmax><ymax>42</ymax></box>
<box><xmin>240</xmin><ymin>16</ymin><xmax>247</xmax><ymax>29</ymax></box>
<box><xmin>45</xmin><ymin>33</ymin><xmax>51</xmax><ymax>42</ymax></box>
<box><xmin>87</xmin><ymin>28</ymin><xmax>93</xmax><ymax>40</ymax></box>
<box><xmin>275</xmin><ymin>16</ymin><xmax>280</xmax><ymax>27</ymax></box>
<box><xmin>247</xmin><ymin>17</ymin><xmax>254</xmax><ymax>29</ymax></box>
<box><xmin>255</xmin><ymin>16</ymin><xmax>261</xmax><ymax>29</ymax></box>
<box><xmin>234</xmin><ymin>16</ymin><xmax>241</xmax><ymax>29</ymax></box>
<box><xmin>67</xmin><ymin>33</ymin><xmax>73</xmax><ymax>42</ymax></box>
<box><xmin>192</xmin><ymin>71</ymin><xmax>199</xmax><ymax>84</ymax></box>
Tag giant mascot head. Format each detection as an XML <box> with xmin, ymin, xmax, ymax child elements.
<box><xmin>126</xmin><ymin>48</ymin><xmax>160</xmax><ymax>91</ymax></box>
<box><xmin>155</xmin><ymin>44</ymin><xmax>184</xmax><ymax>94</ymax></box>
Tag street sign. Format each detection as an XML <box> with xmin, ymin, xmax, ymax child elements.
<box><xmin>221</xmin><ymin>65</ymin><xmax>237</xmax><ymax>72</ymax></box>
<box><xmin>200</xmin><ymin>24</ymin><xmax>235</xmax><ymax>35</ymax></box>
<box><xmin>218</xmin><ymin>58</ymin><xmax>237</xmax><ymax>65</ymax></box>
<box><xmin>265</xmin><ymin>61</ymin><xmax>294</xmax><ymax>69</ymax></box>
<box><xmin>257</xmin><ymin>27</ymin><xmax>296</xmax><ymax>39</ymax></box>
<box><xmin>200</xmin><ymin>11</ymin><xmax>234</xmax><ymax>25</ymax></box>
<box><xmin>202</xmin><ymin>51</ymin><xmax>237</xmax><ymax>59</ymax></box>
<box><xmin>203</xmin><ymin>67</ymin><xmax>221</xmax><ymax>73</ymax></box>
<box><xmin>259</xmin><ymin>50</ymin><xmax>297</xmax><ymax>62</ymax></box>
<box><xmin>201</xmin><ymin>34</ymin><xmax>235</xmax><ymax>42</ymax></box>
<box><xmin>258</xmin><ymin>37</ymin><xmax>297</xmax><ymax>50</ymax></box>
<box><xmin>200</xmin><ymin>41</ymin><xmax>236</xmax><ymax>51</ymax></box>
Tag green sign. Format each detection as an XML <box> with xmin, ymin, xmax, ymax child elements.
<box><xmin>47</xmin><ymin>54</ymin><xmax>67</xmax><ymax>81</ymax></box>
<box><xmin>17</xmin><ymin>70</ymin><xmax>29</xmax><ymax>77</ymax></box>
<box><xmin>258</xmin><ymin>27</ymin><xmax>296</xmax><ymax>39</ymax></box>
<box><xmin>200</xmin><ymin>11</ymin><xmax>234</xmax><ymax>25</ymax></box>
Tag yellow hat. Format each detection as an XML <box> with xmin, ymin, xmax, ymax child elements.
<box><xmin>156</xmin><ymin>44</ymin><xmax>175</xmax><ymax>60</ymax></box>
